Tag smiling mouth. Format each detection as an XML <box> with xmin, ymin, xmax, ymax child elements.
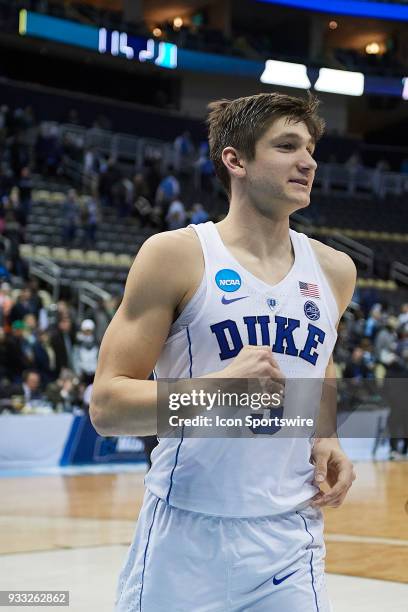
<box><xmin>289</xmin><ymin>178</ymin><xmax>309</xmax><ymax>187</ymax></box>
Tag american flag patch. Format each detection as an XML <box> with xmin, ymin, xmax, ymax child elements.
<box><xmin>299</xmin><ymin>281</ymin><xmax>320</xmax><ymax>298</ymax></box>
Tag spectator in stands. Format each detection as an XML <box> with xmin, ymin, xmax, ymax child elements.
<box><xmin>73</xmin><ymin>319</ymin><xmax>99</xmax><ymax>385</ymax></box>
<box><xmin>143</xmin><ymin>158</ymin><xmax>161</xmax><ymax>201</ymax></box>
<box><xmin>0</xmin><ymin>282</ymin><xmax>12</xmax><ymax>328</ymax></box>
<box><xmin>359</xmin><ymin>337</ymin><xmax>376</xmax><ymax>378</ymax></box>
<box><xmin>98</xmin><ymin>158</ymin><xmax>122</xmax><ymax>208</ymax></box>
<box><xmin>0</xmin><ymin>326</ymin><xmax>7</xmax><ymax>382</ymax></box>
<box><xmin>81</xmin><ymin>196</ymin><xmax>99</xmax><ymax>248</ymax></box>
<box><xmin>155</xmin><ymin>165</ymin><xmax>180</xmax><ymax>213</ymax></box>
<box><xmin>50</xmin><ymin>316</ymin><xmax>75</xmax><ymax>375</ymax></box>
<box><xmin>398</xmin><ymin>303</ymin><xmax>408</xmax><ymax>328</ymax></box>
<box><xmin>62</xmin><ymin>188</ymin><xmax>80</xmax><ymax>245</ymax></box>
<box><xmin>343</xmin><ymin>347</ymin><xmax>371</xmax><ymax>381</ymax></box>
<box><xmin>36</xmin><ymin>124</ymin><xmax>62</xmax><ymax>176</ymax></box>
<box><xmin>396</xmin><ymin>324</ymin><xmax>408</xmax><ymax>361</ymax></box>
<box><xmin>9</xmin><ymin>287</ymin><xmax>36</xmax><ymax>324</ymax></box>
<box><xmin>10</xmin><ymin>369</ymin><xmax>44</xmax><ymax>404</ymax></box>
<box><xmin>364</xmin><ymin>304</ymin><xmax>382</xmax><ymax>340</ymax></box>
<box><xmin>56</xmin><ymin>299</ymin><xmax>76</xmax><ymax>322</ymax></box>
<box><xmin>46</xmin><ymin>368</ymin><xmax>81</xmax><ymax>411</ymax></box>
<box><xmin>174</xmin><ymin>131</ymin><xmax>195</xmax><ymax>174</ymax></box>
<box><xmin>374</xmin><ymin>316</ymin><xmax>398</xmax><ymax>365</ymax></box>
<box><xmin>345</xmin><ymin>152</ymin><xmax>363</xmax><ymax>172</ymax></box>
<box><xmin>10</xmin><ymin>131</ymin><xmax>30</xmax><ymax>179</ymax></box>
<box><xmin>4</xmin><ymin>320</ymin><xmax>30</xmax><ymax>382</ymax></box>
<box><xmin>195</xmin><ymin>142</ymin><xmax>215</xmax><ymax>192</ymax></box>
<box><xmin>83</xmin><ymin>147</ymin><xmax>100</xmax><ymax>185</ymax></box>
<box><xmin>165</xmin><ymin>195</ymin><xmax>187</xmax><ymax>231</ymax></box>
<box><xmin>26</xmin><ymin>278</ymin><xmax>44</xmax><ymax>318</ymax></box>
<box><xmin>0</xmin><ymin>248</ymin><xmax>11</xmax><ymax>283</ymax></box>
<box><xmin>133</xmin><ymin>172</ymin><xmax>150</xmax><ymax>202</ymax></box>
<box><xmin>190</xmin><ymin>203</ymin><xmax>209</xmax><ymax>225</ymax></box>
<box><xmin>383</xmin><ymin>352</ymin><xmax>408</xmax><ymax>460</ymax></box>
<box><xmin>18</xmin><ymin>167</ymin><xmax>33</xmax><ymax>227</ymax></box>
<box><xmin>31</xmin><ymin>327</ymin><xmax>57</xmax><ymax>385</ymax></box>
<box><xmin>115</xmin><ymin>176</ymin><xmax>134</xmax><ymax>218</ymax></box>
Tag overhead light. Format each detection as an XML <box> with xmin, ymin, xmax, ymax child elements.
<box><xmin>365</xmin><ymin>42</ymin><xmax>380</xmax><ymax>55</ymax></box>
<box><xmin>328</xmin><ymin>20</ymin><xmax>338</xmax><ymax>29</ymax></box>
<box><xmin>173</xmin><ymin>17</ymin><xmax>183</xmax><ymax>29</ymax></box>
<box><xmin>153</xmin><ymin>27</ymin><xmax>162</xmax><ymax>37</ymax></box>
<box><xmin>314</xmin><ymin>67</ymin><xmax>364</xmax><ymax>96</ymax></box>
<box><xmin>260</xmin><ymin>59</ymin><xmax>311</xmax><ymax>89</ymax></box>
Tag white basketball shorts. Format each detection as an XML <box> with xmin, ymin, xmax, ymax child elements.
<box><xmin>115</xmin><ymin>488</ymin><xmax>331</xmax><ymax>612</ymax></box>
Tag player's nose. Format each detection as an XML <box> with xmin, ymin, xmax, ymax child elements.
<box><xmin>298</xmin><ymin>151</ymin><xmax>317</xmax><ymax>173</ymax></box>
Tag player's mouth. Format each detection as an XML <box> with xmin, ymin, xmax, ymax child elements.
<box><xmin>288</xmin><ymin>178</ymin><xmax>309</xmax><ymax>188</ymax></box>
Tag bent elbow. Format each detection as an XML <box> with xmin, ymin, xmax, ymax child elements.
<box><xmin>89</xmin><ymin>387</ymin><xmax>114</xmax><ymax>436</ymax></box>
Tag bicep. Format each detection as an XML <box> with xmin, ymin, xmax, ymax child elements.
<box><xmin>94</xmin><ymin>236</ymin><xmax>184</xmax><ymax>384</ymax></box>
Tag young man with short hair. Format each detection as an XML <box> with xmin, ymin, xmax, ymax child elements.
<box><xmin>91</xmin><ymin>93</ymin><xmax>356</xmax><ymax>611</ymax></box>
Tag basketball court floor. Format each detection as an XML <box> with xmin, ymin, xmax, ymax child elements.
<box><xmin>1</xmin><ymin>456</ymin><xmax>407</xmax><ymax>611</ymax></box>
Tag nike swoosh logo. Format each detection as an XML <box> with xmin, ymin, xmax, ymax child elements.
<box><xmin>272</xmin><ymin>569</ymin><xmax>299</xmax><ymax>586</ymax></box>
<box><xmin>221</xmin><ymin>295</ymin><xmax>249</xmax><ymax>305</ymax></box>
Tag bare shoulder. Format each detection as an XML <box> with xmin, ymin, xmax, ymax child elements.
<box><xmin>308</xmin><ymin>237</ymin><xmax>357</xmax><ymax>315</ymax></box>
<box><xmin>124</xmin><ymin>227</ymin><xmax>203</xmax><ymax>315</ymax></box>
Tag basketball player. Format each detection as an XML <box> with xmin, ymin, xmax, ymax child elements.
<box><xmin>91</xmin><ymin>93</ymin><xmax>356</xmax><ymax>611</ymax></box>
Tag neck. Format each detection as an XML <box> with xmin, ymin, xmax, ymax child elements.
<box><xmin>216</xmin><ymin>197</ymin><xmax>292</xmax><ymax>260</ymax></box>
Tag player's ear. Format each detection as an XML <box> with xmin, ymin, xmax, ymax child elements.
<box><xmin>222</xmin><ymin>147</ymin><xmax>246</xmax><ymax>179</ymax></box>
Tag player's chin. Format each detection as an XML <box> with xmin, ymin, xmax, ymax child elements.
<box><xmin>289</xmin><ymin>193</ymin><xmax>310</xmax><ymax>210</ymax></box>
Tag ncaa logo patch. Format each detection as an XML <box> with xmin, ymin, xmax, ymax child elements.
<box><xmin>304</xmin><ymin>300</ymin><xmax>320</xmax><ymax>321</ymax></box>
<box><xmin>215</xmin><ymin>269</ymin><xmax>242</xmax><ymax>293</ymax></box>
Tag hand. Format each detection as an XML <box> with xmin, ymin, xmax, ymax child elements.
<box><xmin>218</xmin><ymin>345</ymin><xmax>286</xmax><ymax>399</ymax></box>
<box><xmin>310</xmin><ymin>438</ymin><xmax>356</xmax><ymax>508</ymax></box>
<box><xmin>221</xmin><ymin>345</ymin><xmax>284</xmax><ymax>382</ymax></box>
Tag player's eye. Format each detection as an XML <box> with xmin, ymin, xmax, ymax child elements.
<box><xmin>278</xmin><ymin>143</ymin><xmax>295</xmax><ymax>150</ymax></box>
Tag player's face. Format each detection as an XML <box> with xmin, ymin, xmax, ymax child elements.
<box><xmin>245</xmin><ymin>117</ymin><xmax>317</xmax><ymax>215</ymax></box>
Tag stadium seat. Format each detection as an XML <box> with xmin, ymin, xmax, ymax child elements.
<box><xmin>19</xmin><ymin>244</ymin><xmax>34</xmax><ymax>259</ymax></box>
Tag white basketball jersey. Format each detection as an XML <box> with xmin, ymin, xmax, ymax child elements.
<box><xmin>145</xmin><ymin>221</ymin><xmax>338</xmax><ymax>517</ymax></box>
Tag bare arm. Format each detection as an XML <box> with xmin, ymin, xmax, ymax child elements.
<box><xmin>90</xmin><ymin>229</ymin><xmax>202</xmax><ymax>436</ymax></box>
<box><xmin>310</xmin><ymin>239</ymin><xmax>357</xmax><ymax>507</ymax></box>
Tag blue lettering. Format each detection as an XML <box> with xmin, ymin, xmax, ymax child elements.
<box><xmin>210</xmin><ymin>319</ymin><xmax>243</xmax><ymax>360</ymax></box>
<box><xmin>243</xmin><ymin>316</ymin><xmax>271</xmax><ymax>346</ymax></box>
<box><xmin>258</xmin><ymin>316</ymin><xmax>271</xmax><ymax>345</ymax></box>
<box><xmin>243</xmin><ymin>316</ymin><xmax>257</xmax><ymax>345</ymax></box>
<box><xmin>299</xmin><ymin>324</ymin><xmax>326</xmax><ymax>365</ymax></box>
<box><xmin>272</xmin><ymin>316</ymin><xmax>300</xmax><ymax>356</ymax></box>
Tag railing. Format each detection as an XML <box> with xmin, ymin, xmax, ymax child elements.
<box><xmin>314</xmin><ymin>163</ymin><xmax>407</xmax><ymax>197</ymax></box>
<box><xmin>29</xmin><ymin>256</ymin><xmax>62</xmax><ymax>301</ymax></box>
<box><xmin>76</xmin><ymin>281</ymin><xmax>111</xmax><ymax>321</ymax></box>
<box><xmin>390</xmin><ymin>261</ymin><xmax>408</xmax><ymax>286</ymax></box>
<box><xmin>58</xmin><ymin>123</ymin><xmax>174</xmax><ymax>170</ymax></box>
<box><xmin>327</xmin><ymin>233</ymin><xmax>374</xmax><ymax>275</ymax></box>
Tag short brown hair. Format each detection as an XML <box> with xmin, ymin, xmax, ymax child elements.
<box><xmin>207</xmin><ymin>92</ymin><xmax>325</xmax><ymax>196</ymax></box>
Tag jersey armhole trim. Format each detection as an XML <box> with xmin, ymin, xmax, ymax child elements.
<box><xmin>305</xmin><ymin>235</ymin><xmax>339</xmax><ymax>335</ymax></box>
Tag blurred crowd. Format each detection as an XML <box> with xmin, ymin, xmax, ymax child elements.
<box><xmin>0</xmin><ymin>106</ymin><xmax>213</xmax><ymax>262</ymax></box>
<box><xmin>0</xmin><ymin>276</ymin><xmax>121</xmax><ymax>413</ymax></box>
<box><xmin>335</xmin><ymin>293</ymin><xmax>408</xmax><ymax>460</ymax></box>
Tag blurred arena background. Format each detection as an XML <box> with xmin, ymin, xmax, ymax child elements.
<box><xmin>0</xmin><ymin>0</ymin><xmax>407</xmax><ymax>609</ymax></box>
